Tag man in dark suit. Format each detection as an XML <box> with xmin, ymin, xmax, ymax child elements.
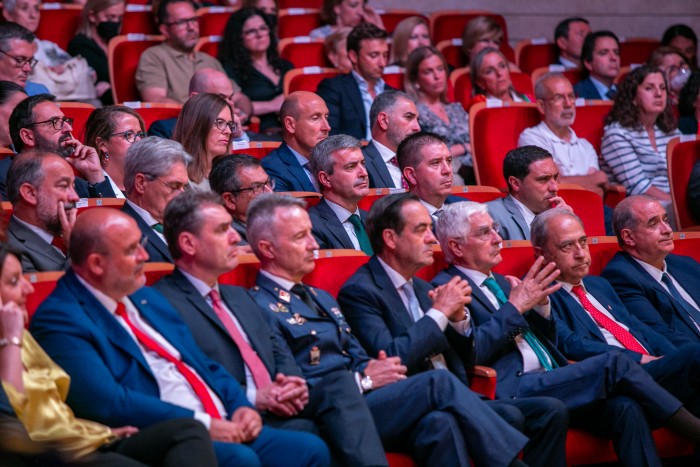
<box><xmin>486</xmin><ymin>145</ymin><xmax>572</xmax><ymax>241</ymax></box>
<box><xmin>317</xmin><ymin>23</ymin><xmax>392</xmax><ymax>141</ymax></box>
<box><xmin>121</xmin><ymin>136</ymin><xmax>191</xmax><ymax>263</ymax></box>
<box><xmin>573</xmin><ymin>31</ymin><xmax>621</xmax><ymax>100</ymax></box>
<box><xmin>29</xmin><ymin>207</ymin><xmax>330</xmax><ymax>467</ymax></box>
<box><xmin>246</xmin><ymin>193</ymin><xmax>533</xmax><ymax>467</ymax></box>
<box><xmin>155</xmin><ymin>191</ymin><xmax>388</xmax><ymax>466</ymax></box>
<box><xmin>210</xmin><ymin>154</ymin><xmax>274</xmax><ymax>249</ymax></box>
<box><xmin>262</xmin><ymin>91</ymin><xmax>328</xmax><ymax>192</ymax></box>
<box><xmin>431</xmin><ymin>200</ymin><xmax>700</xmax><ymax>465</ymax></box>
<box><xmin>308</xmin><ymin>134</ymin><xmax>372</xmax><ymax>252</ymax></box>
<box><xmin>397</xmin><ymin>132</ymin><xmax>466</xmax><ymax>222</ymax></box>
<box><xmin>602</xmin><ymin>195</ymin><xmax>700</xmax><ymax>347</ymax></box>
<box><xmin>3</xmin><ymin>93</ymin><xmax>116</xmax><ymax>199</ymax></box>
<box><xmin>338</xmin><ymin>193</ymin><xmax>569</xmax><ymax>466</ymax></box>
<box><xmin>6</xmin><ymin>152</ymin><xmax>79</xmax><ymax>272</ymax></box>
<box><xmin>363</xmin><ymin>90</ymin><xmax>420</xmax><ymax>189</ymax></box>
<box><xmin>553</xmin><ymin>17</ymin><xmax>591</xmax><ymax>69</ymax></box>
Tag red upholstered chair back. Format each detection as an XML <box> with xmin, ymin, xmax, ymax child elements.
<box><xmin>233</xmin><ymin>141</ymin><xmax>282</xmax><ymax>160</ymax></box>
<box><xmin>303</xmin><ymin>250</ymin><xmax>369</xmax><ymax>298</ymax></box>
<box><xmin>109</xmin><ymin>35</ymin><xmax>164</xmax><ymax>103</ymax></box>
<box><xmin>559</xmin><ymin>185</ymin><xmax>606</xmax><ymax>237</ymax></box>
<box><xmin>280</xmin><ymin>38</ymin><xmax>331</xmax><ymax>68</ymax></box>
<box><xmin>515</xmin><ymin>41</ymin><xmax>558</xmax><ymax>75</ymax></box>
<box><xmin>284</xmin><ymin>67</ymin><xmax>340</xmax><ymax>95</ymax></box>
<box><xmin>429</xmin><ymin>11</ymin><xmax>514</xmax><ymax>62</ymax></box>
<box><xmin>57</xmin><ymin>102</ymin><xmax>95</xmax><ymax>143</ymax></box>
<box><xmin>35</xmin><ymin>4</ymin><xmax>82</xmax><ymax>50</ymax></box>
<box><xmin>569</xmin><ymin>101</ymin><xmax>613</xmax><ymax>155</ymax></box>
<box><xmin>197</xmin><ymin>7</ymin><xmax>236</xmax><ymax>37</ymax></box>
<box><xmin>379</xmin><ymin>10</ymin><xmax>428</xmax><ymax>35</ymax></box>
<box><xmin>278</xmin><ymin>8</ymin><xmax>322</xmax><ymax>39</ymax></box>
<box><xmin>667</xmin><ymin>136</ymin><xmax>700</xmax><ymax>230</ymax></box>
<box><xmin>125</xmin><ymin>102</ymin><xmax>182</xmax><ymax>131</ymax></box>
<box><xmin>121</xmin><ymin>6</ymin><xmax>158</xmax><ymax>35</ymax></box>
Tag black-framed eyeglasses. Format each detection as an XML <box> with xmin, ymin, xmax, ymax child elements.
<box><xmin>214</xmin><ymin>118</ymin><xmax>237</xmax><ymax>133</ymax></box>
<box><xmin>0</xmin><ymin>49</ymin><xmax>38</xmax><ymax>69</ymax></box>
<box><xmin>233</xmin><ymin>178</ymin><xmax>275</xmax><ymax>196</ymax></box>
<box><xmin>110</xmin><ymin>130</ymin><xmax>147</xmax><ymax>143</ymax></box>
<box><xmin>163</xmin><ymin>16</ymin><xmax>198</xmax><ymax>28</ymax></box>
<box><xmin>25</xmin><ymin>116</ymin><xmax>73</xmax><ymax>131</ymax></box>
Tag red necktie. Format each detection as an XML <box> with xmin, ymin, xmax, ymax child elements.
<box><xmin>571</xmin><ymin>285</ymin><xmax>648</xmax><ymax>354</ymax></box>
<box><xmin>388</xmin><ymin>156</ymin><xmax>409</xmax><ymax>190</ymax></box>
<box><xmin>51</xmin><ymin>236</ymin><xmax>67</xmax><ymax>255</ymax></box>
<box><xmin>115</xmin><ymin>303</ymin><xmax>222</xmax><ymax>419</ymax></box>
<box><xmin>209</xmin><ymin>290</ymin><xmax>272</xmax><ymax>389</ymax></box>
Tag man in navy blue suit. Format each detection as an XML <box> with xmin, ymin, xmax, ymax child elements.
<box><xmin>602</xmin><ymin>195</ymin><xmax>700</xmax><ymax>347</ymax></box>
<box><xmin>29</xmin><ymin>207</ymin><xmax>330</xmax><ymax>467</ymax></box>
<box><xmin>121</xmin><ymin>137</ymin><xmax>191</xmax><ymax>263</ymax></box>
<box><xmin>363</xmin><ymin>90</ymin><xmax>420</xmax><ymax>189</ymax></box>
<box><xmin>246</xmin><ymin>193</ymin><xmax>532</xmax><ymax>467</ymax></box>
<box><xmin>262</xmin><ymin>91</ymin><xmax>329</xmax><ymax>192</ymax></box>
<box><xmin>397</xmin><ymin>132</ymin><xmax>467</xmax><ymax>222</ymax></box>
<box><xmin>317</xmin><ymin>23</ymin><xmax>391</xmax><ymax>141</ymax></box>
<box><xmin>553</xmin><ymin>17</ymin><xmax>591</xmax><ymax>69</ymax></box>
<box><xmin>532</xmin><ymin>207</ymin><xmax>700</xmax><ymax>416</ymax></box>
<box><xmin>308</xmin><ymin>134</ymin><xmax>372</xmax><ymax>252</ymax></box>
<box><xmin>573</xmin><ymin>31</ymin><xmax>621</xmax><ymax>100</ymax></box>
<box><xmin>338</xmin><ymin>192</ymin><xmax>569</xmax><ymax>466</ymax></box>
<box><xmin>431</xmin><ymin>200</ymin><xmax>700</xmax><ymax>466</ymax></box>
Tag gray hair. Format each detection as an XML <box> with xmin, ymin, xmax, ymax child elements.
<box><xmin>0</xmin><ymin>22</ymin><xmax>34</xmax><ymax>51</ymax></box>
<box><xmin>6</xmin><ymin>151</ymin><xmax>46</xmax><ymax>204</ymax></box>
<box><xmin>247</xmin><ymin>193</ymin><xmax>306</xmax><ymax>257</ymax></box>
<box><xmin>534</xmin><ymin>72</ymin><xmax>568</xmax><ymax>100</ymax></box>
<box><xmin>369</xmin><ymin>90</ymin><xmax>413</xmax><ymax>129</ymax></box>
<box><xmin>435</xmin><ymin>201</ymin><xmax>489</xmax><ymax>264</ymax></box>
<box><xmin>3</xmin><ymin>0</ymin><xmax>18</xmax><ymax>13</ymax></box>
<box><xmin>611</xmin><ymin>194</ymin><xmax>659</xmax><ymax>247</ymax></box>
<box><xmin>530</xmin><ymin>208</ymin><xmax>584</xmax><ymax>250</ymax></box>
<box><xmin>124</xmin><ymin>137</ymin><xmax>193</xmax><ymax>196</ymax></box>
<box><xmin>309</xmin><ymin>134</ymin><xmax>362</xmax><ymax>178</ymax></box>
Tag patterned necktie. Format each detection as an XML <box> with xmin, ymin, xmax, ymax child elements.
<box><xmin>401</xmin><ymin>281</ymin><xmax>423</xmax><ymax>322</ymax></box>
<box><xmin>51</xmin><ymin>236</ymin><xmax>67</xmax><ymax>255</ymax></box>
<box><xmin>571</xmin><ymin>285</ymin><xmax>648</xmax><ymax>354</ymax></box>
<box><xmin>209</xmin><ymin>290</ymin><xmax>272</xmax><ymax>389</ymax></box>
<box><xmin>605</xmin><ymin>86</ymin><xmax>617</xmax><ymax>100</ymax></box>
<box><xmin>661</xmin><ymin>273</ymin><xmax>700</xmax><ymax>328</ymax></box>
<box><xmin>483</xmin><ymin>277</ymin><xmax>558</xmax><ymax>371</ymax></box>
<box><xmin>114</xmin><ymin>303</ymin><xmax>222</xmax><ymax>418</ymax></box>
<box><xmin>347</xmin><ymin>214</ymin><xmax>373</xmax><ymax>255</ymax></box>
<box><xmin>388</xmin><ymin>156</ymin><xmax>409</xmax><ymax>190</ymax></box>
<box><xmin>152</xmin><ymin>223</ymin><xmax>164</xmax><ymax>234</ymax></box>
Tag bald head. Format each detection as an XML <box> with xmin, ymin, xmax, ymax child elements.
<box><xmin>189</xmin><ymin>68</ymin><xmax>235</xmax><ymax>97</ymax></box>
<box><xmin>280</xmin><ymin>91</ymin><xmax>321</xmax><ymax>120</ymax></box>
<box><xmin>70</xmin><ymin>209</ymin><xmax>137</xmax><ymax>266</ymax></box>
<box><xmin>280</xmin><ymin>92</ymin><xmax>331</xmax><ymax>156</ymax></box>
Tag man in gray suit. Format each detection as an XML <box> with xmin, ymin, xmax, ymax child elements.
<box><xmin>363</xmin><ymin>90</ymin><xmax>420</xmax><ymax>189</ymax></box>
<box><xmin>487</xmin><ymin>146</ymin><xmax>571</xmax><ymax>241</ymax></box>
<box><xmin>210</xmin><ymin>154</ymin><xmax>274</xmax><ymax>250</ymax></box>
<box><xmin>6</xmin><ymin>151</ymin><xmax>79</xmax><ymax>272</ymax></box>
<box><xmin>308</xmin><ymin>135</ymin><xmax>372</xmax><ymax>253</ymax></box>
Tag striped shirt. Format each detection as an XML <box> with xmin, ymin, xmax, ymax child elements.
<box><xmin>600</xmin><ymin>122</ymin><xmax>681</xmax><ymax>195</ymax></box>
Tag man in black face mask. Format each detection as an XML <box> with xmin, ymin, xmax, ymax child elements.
<box><xmin>136</xmin><ymin>0</ymin><xmax>239</xmax><ymax>105</ymax></box>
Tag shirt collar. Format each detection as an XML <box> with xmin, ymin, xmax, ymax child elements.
<box><xmin>12</xmin><ymin>215</ymin><xmax>54</xmax><ymax>244</ymax></box>
<box><xmin>179</xmin><ymin>268</ymin><xmax>220</xmax><ymax>298</ymax></box>
<box><xmin>589</xmin><ymin>76</ymin><xmax>615</xmax><ymax>98</ymax></box>
<box><xmin>509</xmin><ymin>195</ymin><xmax>537</xmax><ymax>226</ymax></box>
<box><xmin>288</xmin><ymin>145</ymin><xmax>309</xmax><ymax>167</ymax></box>
<box><xmin>75</xmin><ymin>273</ymin><xmax>119</xmax><ymax>314</ymax></box>
<box><xmin>454</xmin><ymin>265</ymin><xmax>491</xmax><ymax>286</ymax></box>
<box><xmin>325</xmin><ymin>198</ymin><xmax>359</xmax><ymax>223</ymax></box>
<box><xmin>351</xmin><ymin>70</ymin><xmax>386</xmax><ymax>93</ymax></box>
<box><xmin>558</xmin><ymin>280</ymin><xmax>585</xmax><ymax>294</ymax></box>
<box><xmin>376</xmin><ymin>256</ymin><xmax>411</xmax><ymax>289</ymax></box>
<box><xmin>631</xmin><ymin>256</ymin><xmax>667</xmax><ymax>282</ymax></box>
<box><xmin>260</xmin><ymin>269</ymin><xmax>297</xmax><ymax>292</ymax></box>
<box><xmin>126</xmin><ymin>199</ymin><xmax>160</xmax><ymax>227</ymax></box>
<box><xmin>419</xmin><ymin>198</ymin><xmax>443</xmax><ymax>214</ymax></box>
<box><xmin>537</xmin><ymin>120</ymin><xmax>579</xmax><ymax>144</ymax></box>
<box><xmin>371</xmin><ymin>139</ymin><xmax>396</xmax><ymax>163</ymax></box>
<box><xmin>558</xmin><ymin>56</ymin><xmax>578</xmax><ymax>69</ymax></box>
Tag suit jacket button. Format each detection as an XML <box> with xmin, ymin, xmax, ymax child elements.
<box><xmin>511</xmin><ymin>396</ymin><xmax>517</xmax><ymax>399</ymax></box>
<box><xmin>515</xmin><ymin>370</ymin><xmax>522</xmax><ymax>377</ymax></box>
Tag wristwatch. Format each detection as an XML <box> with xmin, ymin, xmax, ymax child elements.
<box><xmin>360</xmin><ymin>373</ymin><xmax>373</xmax><ymax>392</ymax></box>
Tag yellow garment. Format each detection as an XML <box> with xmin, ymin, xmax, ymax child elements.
<box><xmin>1</xmin><ymin>331</ymin><xmax>115</xmax><ymax>459</ymax></box>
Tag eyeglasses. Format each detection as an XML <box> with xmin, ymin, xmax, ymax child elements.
<box><xmin>543</xmin><ymin>93</ymin><xmax>576</xmax><ymax>104</ymax></box>
<box><xmin>214</xmin><ymin>118</ymin><xmax>237</xmax><ymax>133</ymax></box>
<box><xmin>147</xmin><ymin>176</ymin><xmax>187</xmax><ymax>193</ymax></box>
<box><xmin>110</xmin><ymin>130</ymin><xmax>147</xmax><ymax>143</ymax></box>
<box><xmin>234</xmin><ymin>178</ymin><xmax>275</xmax><ymax>196</ymax></box>
<box><xmin>163</xmin><ymin>16</ymin><xmax>198</xmax><ymax>28</ymax></box>
<box><xmin>25</xmin><ymin>116</ymin><xmax>74</xmax><ymax>131</ymax></box>
<box><xmin>0</xmin><ymin>49</ymin><xmax>38</xmax><ymax>69</ymax></box>
<box><xmin>242</xmin><ymin>25</ymin><xmax>270</xmax><ymax>38</ymax></box>
<box><xmin>468</xmin><ymin>222</ymin><xmax>501</xmax><ymax>242</ymax></box>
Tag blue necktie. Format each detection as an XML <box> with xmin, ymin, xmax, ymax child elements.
<box><xmin>482</xmin><ymin>277</ymin><xmax>558</xmax><ymax>371</ymax></box>
<box><xmin>661</xmin><ymin>273</ymin><xmax>700</xmax><ymax>328</ymax></box>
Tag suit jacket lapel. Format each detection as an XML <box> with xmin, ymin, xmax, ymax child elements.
<box><xmin>367</xmin><ymin>257</ymin><xmax>415</xmax><ymax>330</ymax></box>
<box><xmin>503</xmin><ymin>196</ymin><xmax>530</xmax><ymax>240</ymax></box>
<box><xmin>9</xmin><ymin>217</ymin><xmax>65</xmax><ymax>266</ymax></box>
<box><xmin>667</xmin><ymin>257</ymin><xmax>700</xmax><ymax>311</ymax></box>
<box><xmin>316</xmin><ymin>199</ymin><xmax>355</xmax><ymax>248</ymax></box>
<box><xmin>279</xmin><ymin>144</ymin><xmax>315</xmax><ymax>192</ymax></box>
<box><xmin>169</xmin><ymin>269</ymin><xmax>233</xmax><ymax>339</ymax></box>
<box><xmin>122</xmin><ymin>203</ymin><xmax>172</xmax><ymax>261</ymax></box>
<box><xmin>364</xmin><ymin>142</ymin><xmax>395</xmax><ymax>188</ymax></box>
<box><xmin>451</xmin><ymin>265</ymin><xmax>498</xmax><ymax>314</ymax></box>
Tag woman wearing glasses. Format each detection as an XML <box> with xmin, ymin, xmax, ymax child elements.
<box><xmin>218</xmin><ymin>8</ymin><xmax>292</xmax><ymax>135</ymax></box>
<box><xmin>84</xmin><ymin>106</ymin><xmax>147</xmax><ymax>198</ymax></box>
<box><xmin>173</xmin><ymin>93</ymin><xmax>236</xmax><ymax>191</ymax></box>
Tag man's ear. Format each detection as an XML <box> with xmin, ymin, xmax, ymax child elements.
<box><xmin>18</xmin><ymin>182</ymin><xmax>38</xmax><ymax>206</ymax></box>
<box><xmin>381</xmin><ymin>228</ymin><xmax>397</xmax><ymax>252</ymax></box>
<box><xmin>507</xmin><ymin>175</ymin><xmax>521</xmax><ymax>194</ymax></box>
<box><xmin>348</xmin><ymin>49</ymin><xmax>358</xmax><ymax>66</ymax></box>
<box><xmin>317</xmin><ymin>171</ymin><xmax>331</xmax><ymax>190</ymax></box>
<box><xmin>620</xmin><ymin>228</ymin><xmax>635</xmax><ymax>248</ymax></box>
<box><xmin>133</xmin><ymin>173</ymin><xmax>148</xmax><ymax>195</ymax></box>
<box><xmin>18</xmin><ymin>128</ymin><xmax>35</xmax><ymax>147</ymax></box>
<box><xmin>447</xmin><ymin>238</ymin><xmax>463</xmax><ymax>259</ymax></box>
<box><xmin>377</xmin><ymin>111</ymin><xmax>389</xmax><ymax>131</ymax></box>
<box><xmin>221</xmin><ymin>192</ymin><xmax>238</xmax><ymax>212</ymax></box>
<box><xmin>282</xmin><ymin>115</ymin><xmax>296</xmax><ymax>134</ymax></box>
<box><xmin>403</xmin><ymin>166</ymin><xmax>416</xmax><ymax>186</ymax></box>
<box><xmin>178</xmin><ymin>231</ymin><xmax>197</xmax><ymax>257</ymax></box>
<box><xmin>85</xmin><ymin>252</ymin><xmax>106</xmax><ymax>277</ymax></box>
<box><xmin>256</xmin><ymin>239</ymin><xmax>275</xmax><ymax>260</ymax></box>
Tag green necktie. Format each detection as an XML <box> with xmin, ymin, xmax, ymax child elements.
<box><xmin>482</xmin><ymin>277</ymin><xmax>558</xmax><ymax>371</ymax></box>
<box><xmin>152</xmin><ymin>223</ymin><xmax>164</xmax><ymax>234</ymax></box>
<box><xmin>347</xmin><ymin>214</ymin><xmax>373</xmax><ymax>255</ymax></box>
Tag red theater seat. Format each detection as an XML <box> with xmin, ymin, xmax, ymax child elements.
<box><xmin>124</xmin><ymin>102</ymin><xmax>182</xmax><ymax>131</ymax></box>
<box><xmin>429</xmin><ymin>10</ymin><xmax>514</xmax><ymax>62</ymax></box>
<box><xmin>108</xmin><ymin>34</ymin><xmax>164</xmax><ymax>104</ymax></box>
<box><xmin>667</xmin><ymin>136</ymin><xmax>700</xmax><ymax>230</ymax></box>
<box><xmin>278</xmin><ymin>8</ymin><xmax>321</xmax><ymax>39</ymax></box>
<box><xmin>197</xmin><ymin>6</ymin><xmax>236</xmax><ymax>37</ymax></box>
<box><xmin>232</xmin><ymin>141</ymin><xmax>281</xmax><ymax>160</ymax></box>
<box><xmin>303</xmin><ymin>250</ymin><xmax>369</xmax><ymax>298</ymax></box>
<box><xmin>284</xmin><ymin>67</ymin><xmax>340</xmax><ymax>96</ymax></box>
<box><xmin>35</xmin><ymin>3</ymin><xmax>82</xmax><ymax>50</ymax></box>
<box><xmin>279</xmin><ymin>38</ymin><xmax>331</xmax><ymax>68</ymax></box>
<box><xmin>515</xmin><ymin>40</ymin><xmax>558</xmax><ymax>75</ymax></box>
<box><xmin>57</xmin><ymin>102</ymin><xmax>95</xmax><ymax>143</ymax></box>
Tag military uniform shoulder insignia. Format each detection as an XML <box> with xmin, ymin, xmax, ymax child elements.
<box><xmin>279</xmin><ymin>289</ymin><xmax>291</xmax><ymax>303</ymax></box>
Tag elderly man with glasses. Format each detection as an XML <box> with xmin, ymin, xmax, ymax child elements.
<box><xmin>210</xmin><ymin>153</ymin><xmax>274</xmax><ymax>252</ymax></box>
<box><xmin>136</xmin><ymin>0</ymin><xmax>240</xmax><ymax>104</ymax></box>
<box><xmin>121</xmin><ymin>136</ymin><xmax>192</xmax><ymax>263</ymax></box>
<box><xmin>0</xmin><ymin>22</ymin><xmax>48</xmax><ymax>96</ymax></box>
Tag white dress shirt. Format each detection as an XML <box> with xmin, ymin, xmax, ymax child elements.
<box><xmin>372</xmin><ymin>139</ymin><xmax>404</xmax><ymax>189</ymax></box>
<box><xmin>76</xmin><ymin>275</ymin><xmax>225</xmax><ymax>428</ymax></box>
<box><xmin>325</xmin><ymin>199</ymin><xmax>362</xmax><ymax>250</ymax></box>
<box><xmin>352</xmin><ymin>70</ymin><xmax>386</xmax><ymax>141</ymax></box>
<box><xmin>126</xmin><ymin>200</ymin><xmax>166</xmax><ymax>243</ymax></box>
<box><xmin>510</xmin><ymin>195</ymin><xmax>537</xmax><ymax>228</ymax></box>
<box><xmin>288</xmin><ymin>145</ymin><xmax>320</xmax><ymax>192</ymax></box>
